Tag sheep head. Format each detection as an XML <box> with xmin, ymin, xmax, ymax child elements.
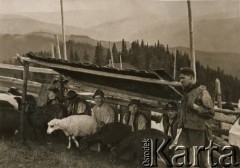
<box><xmin>47</xmin><ymin>118</ymin><xmax>60</xmax><ymax>134</ymax></box>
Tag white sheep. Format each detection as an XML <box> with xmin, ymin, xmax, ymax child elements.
<box><xmin>47</xmin><ymin>115</ymin><xmax>97</xmax><ymax>149</ymax></box>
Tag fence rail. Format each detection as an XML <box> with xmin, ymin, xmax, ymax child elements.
<box><xmin>0</xmin><ymin>63</ymin><xmax>239</xmax><ymax>136</ymax></box>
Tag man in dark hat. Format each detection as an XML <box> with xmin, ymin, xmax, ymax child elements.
<box><xmin>163</xmin><ymin>102</ymin><xmax>179</xmax><ymax>139</ymax></box>
<box><xmin>177</xmin><ymin>67</ymin><xmax>214</xmax><ymax>168</ymax></box>
<box><xmin>92</xmin><ymin>89</ymin><xmax>115</xmax><ymax>129</ymax></box>
<box><xmin>66</xmin><ymin>90</ymin><xmax>89</xmax><ymax>116</ymax></box>
<box><xmin>162</xmin><ymin>102</ymin><xmax>182</xmax><ymax>151</ymax></box>
<box><xmin>8</xmin><ymin>87</ymin><xmax>21</xmax><ymax>96</ymax></box>
<box><xmin>123</xmin><ymin>99</ymin><xmax>147</xmax><ymax>131</ymax></box>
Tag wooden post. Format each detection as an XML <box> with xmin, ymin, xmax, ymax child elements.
<box><xmin>60</xmin><ymin>0</ymin><xmax>67</xmax><ymax>60</ymax></box>
<box><xmin>51</xmin><ymin>43</ymin><xmax>55</xmax><ymax>58</ymax></box>
<box><xmin>109</xmin><ymin>42</ymin><xmax>114</xmax><ymax>68</ymax></box>
<box><xmin>215</xmin><ymin>78</ymin><xmax>222</xmax><ymax>109</ymax></box>
<box><xmin>21</xmin><ymin>62</ymin><xmax>29</xmax><ymax>142</ymax></box>
<box><xmin>56</xmin><ymin>35</ymin><xmax>62</xmax><ymax>59</ymax></box>
<box><xmin>187</xmin><ymin>0</ymin><xmax>196</xmax><ymax>82</ymax></box>
<box><xmin>173</xmin><ymin>51</ymin><xmax>176</xmax><ymax>79</ymax></box>
<box><xmin>215</xmin><ymin>78</ymin><xmax>223</xmax><ymax>138</ymax></box>
<box><xmin>119</xmin><ymin>55</ymin><xmax>123</xmax><ymax>70</ymax></box>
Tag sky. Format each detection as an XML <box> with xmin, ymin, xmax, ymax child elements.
<box><xmin>0</xmin><ymin>0</ymin><xmax>239</xmax><ymax>17</ymax></box>
<box><xmin>0</xmin><ymin>0</ymin><xmax>239</xmax><ymax>29</ymax></box>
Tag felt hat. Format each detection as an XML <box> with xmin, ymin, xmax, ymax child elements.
<box><xmin>129</xmin><ymin>99</ymin><xmax>140</xmax><ymax>106</ymax></box>
<box><xmin>66</xmin><ymin>90</ymin><xmax>78</xmax><ymax>99</ymax></box>
<box><xmin>164</xmin><ymin>102</ymin><xmax>178</xmax><ymax>111</ymax></box>
<box><xmin>93</xmin><ymin>89</ymin><xmax>104</xmax><ymax>98</ymax></box>
<box><xmin>179</xmin><ymin>67</ymin><xmax>195</xmax><ymax>77</ymax></box>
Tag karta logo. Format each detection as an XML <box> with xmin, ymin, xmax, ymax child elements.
<box><xmin>142</xmin><ymin>139</ymin><xmax>239</xmax><ymax>167</ymax></box>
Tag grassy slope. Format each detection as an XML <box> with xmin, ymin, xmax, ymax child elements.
<box><xmin>0</xmin><ymin>139</ymin><xmax>146</xmax><ymax>168</ymax></box>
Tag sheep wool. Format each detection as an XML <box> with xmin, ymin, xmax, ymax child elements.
<box><xmin>48</xmin><ymin>115</ymin><xmax>97</xmax><ymax>136</ymax></box>
<box><xmin>47</xmin><ymin>115</ymin><xmax>97</xmax><ymax>149</ymax></box>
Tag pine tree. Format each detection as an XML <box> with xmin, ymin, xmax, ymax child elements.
<box><xmin>74</xmin><ymin>51</ymin><xmax>80</xmax><ymax>62</ymax></box>
<box><xmin>121</xmin><ymin>39</ymin><xmax>128</xmax><ymax>62</ymax></box>
<box><xmin>83</xmin><ymin>50</ymin><xmax>89</xmax><ymax>62</ymax></box>
<box><xmin>94</xmin><ymin>42</ymin><xmax>104</xmax><ymax>65</ymax></box>
<box><xmin>112</xmin><ymin>43</ymin><xmax>118</xmax><ymax>63</ymax></box>
<box><xmin>106</xmin><ymin>49</ymin><xmax>111</xmax><ymax>64</ymax></box>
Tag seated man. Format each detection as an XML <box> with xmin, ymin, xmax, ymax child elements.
<box><xmin>123</xmin><ymin>99</ymin><xmax>147</xmax><ymax>131</ymax></box>
<box><xmin>163</xmin><ymin>102</ymin><xmax>181</xmax><ymax>149</ymax></box>
<box><xmin>92</xmin><ymin>89</ymin><xmax>115</xmax><ymax>129</ymax></box>
<box><xmin>66</xmin><ymin>90</ymin><xmax>90</xmax><ymax>116</ymax></box>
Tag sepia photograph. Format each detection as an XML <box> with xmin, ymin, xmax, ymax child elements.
<box><xmin>0</xmin><ymin>0</ymin><xmax>240</xmax><ymax>167</ymax></box>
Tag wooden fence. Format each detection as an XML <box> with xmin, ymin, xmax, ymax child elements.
<box><xmin>0</xmin><ymin>63</ymin><xmax>239</xmax><ymax>138</ymax></box>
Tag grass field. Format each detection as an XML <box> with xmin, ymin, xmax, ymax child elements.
<box><xmin>0</xmin><ymin>138</ymin><xmax>138</xmax><ymax>168</ymax></box>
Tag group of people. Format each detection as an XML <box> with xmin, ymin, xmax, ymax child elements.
<box><xmin>48</xmin><ymin>67</ymin><xmax>214</xmax><ymax>167</ymax></box>
<box><xmin>90</xmin><ymin>88</ymin><xmax>148</xmax><ymax>132</ymax></box>
<box><xmin>46</xmin><ymin>78</ymin><xmax>148</xmax><ymax>132</ymax></box>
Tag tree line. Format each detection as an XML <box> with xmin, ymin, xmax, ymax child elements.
<box><xmin>3</xmin><ymin>39</ymin><xmax>240</xmax><ymax>102</ymax></box>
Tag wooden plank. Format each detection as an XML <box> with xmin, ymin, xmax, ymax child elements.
<box><xmin>214</xmin><ymin>108</ymin><xmax>240</xmax><ymax>115</ymax></box>
<box><xmin>0</xmin><ymin>76</ymin><xmax>42</xmax><ymax>95</ymax></box>
<box><xmin>20</xmin><ymin>56</ymin><xmax>182</xmax><ymax>88</ymax></box>
<box><xmin>68</xmin><ymin>80</ymin><xmax>173</xmax><ymax>108</ymax></box>
<box><xmin>213</xmin><ymin>112</ymin><xmax>238</xmax><ymax>125</ymax></box>
<box><xmin>0</xmin><ymin>63</ymin><xmax>58</xmax><ymax>74</ymax></box>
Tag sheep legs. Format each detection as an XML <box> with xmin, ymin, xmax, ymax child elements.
<box><xmin>67</xmin><ymin>136</ymin><xmax>71</xmax><ymax>149</ymax></box>
<box><xmin>72</xmin><ymin>136</ymin><xmax>79</xmax><ymax>148</ymax></box>
<box><xmin>67</xmin><ymin>136</ymin><xmax>79</xmax><ymax>149</ymax></box>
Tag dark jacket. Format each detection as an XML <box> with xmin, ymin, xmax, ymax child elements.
<box><xmin>67</xmin><ymin>97</ymin><xmax>91</xmax><ymax>116</ymax></box>
<box><xmin>179</xmin><ymin>84</ymin><xmax>214</xmax><ymax>130</ymax></box>
<box><xmin>163</xmin><ymin>115</ymin><xmax>179</xmax><ymax>139</ymax></box>
<box><xmin>123</xmin><ymin>112</ymin><xmax>148</xmax><ymax>131</ymax></box>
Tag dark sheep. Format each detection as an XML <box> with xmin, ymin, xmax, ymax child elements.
<box><xmin>110</xmin><ymin>129</ymin><xmax>172</xmax><ymax>167</ymax></box>
<box><xmin>27</xmin><ymin>103</ymin><xmax>68</xmax><ymax>142</ymax></box>
<box><xmin>0</xmin><ymin>100</ymin><xmax>20</xmax><ymax>139</ymax></box>
<box><xmin>79</xmin><ymin>122</ymin><xmax>132</xmax><ymax>151</ymax></box>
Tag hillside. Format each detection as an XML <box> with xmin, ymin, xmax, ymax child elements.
<box><xmin>0</xmin><ymin>15</ymin><xmax>85</xmax><ymax>35</ymax></box>
<box><xmin>0</xmin><ymin>32</ymin><xmax>239</xmax><ymax>78</ymax></box>
<box><xmin>0</xmin><ymin>14</ymin><xmax>239</xmax><ymax>53</ymax></box>
<box><xmin>0</xmin><ymin>33</ymin><xmax>95</xmax><ymax>62</ymax></box>
<box><xmin>0</xmin><ymin>32</ymin><xmax>129</xmax><ymax>62</ymax></box>
<box><xmin>170</xmin><ymin>47</ymin><xmax>240</xmax><ymax>79</ymax></box>
<box><xmin>89</xmin><ymin>17</ymin><xmax>240</xmax><ymax>53</ymax></box>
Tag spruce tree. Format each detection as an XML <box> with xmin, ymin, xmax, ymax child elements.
<box><xmin>121</xmin><ymin>39</ymin><xmax>128</xmax><ymax>62</ymax></box>
<box><xmin>83</xmin><ymin>50</ymin><xmax>89</xmax><ymax>62</ymax></box>
<box><xmin>112</xmin><ymin>43</ymin><xmax>118</xmax><ymax>63</ymax></box>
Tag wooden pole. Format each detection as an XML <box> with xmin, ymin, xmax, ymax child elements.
<box><xmin>51</xmin><ymin>43</ymin><xmax>55</xmax><ymax>58</ymax></box>
<box><xmin>173</xmin><ymin>51</ymin><xmax>176</xmax><ymax>79</ymax></box>
<box><xmin>215</xmin><ymin>78</ymin><xmax>223</xmax><ymax>137</ymax></box>
<box><xmin>21</xmin><ymin>62</ymin><xmax>29</xmax><ymax>142</ymax></box>
<box><xmin>187</xmin><ymin>0</ymin><xmax>196</xmax><ymax>82</ymax></box>
<box><xmin>119</xmin><ymin>54</ymin><xmax>123</xmax><ymax>70</ymax></box>
<box><xmin>215</xmin><ymin>78</ymin><xmax>222</xmax><ymax>109</ymax></box>
<box><xmin>60</xmin><ymin>0</ymin><xmax>67</xmax><ymax>60</ymax></box>
<box><xmin>109</xmin><ymin>42</ymin><xmax>114</xmax><ymax>68</ymax></box>
<box><xmin>56</xmin><ymin>35</ymin><xmax>62</xmax><ymax>59</ymax></box>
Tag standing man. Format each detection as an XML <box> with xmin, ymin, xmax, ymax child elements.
<box><xmin>92</xmin><ymin>89</ymin><xmax>115</xmax><ymax>129</ymax></box>
<box><xmin>177</xmin><ymin>67</ymin><xmax>214</xmax><ymax>168</ymax></box>
<box><xmin>123</xmin><ymin>99</ymin><xmax>148</xmax><ymax>131</ymax></box>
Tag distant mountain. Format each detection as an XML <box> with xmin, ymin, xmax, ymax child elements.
<box><xmin>0</xmin><ymin>14</ymin><xmax>239</xmax><ymax>53</ymax></box>
<box><xmin>0</xmin><ymin>32</ymin><xmax>128</xmax><ymax>63</ymax></box>
<box><xmin>0</xmin><ymin>15</ymin><xmax>86</xmax><ymax>35</ymax></box>
<box><xmin>89</xmin><ymin>17</ymin><xmax>240</xmax><ymax>53</ymax></box>
<box><xmin>170</xmin><ymin>47</ymin><xmax>240</xmax><ymax>79</ymax></box>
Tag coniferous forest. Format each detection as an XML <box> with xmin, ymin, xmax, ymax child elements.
<box><xmin>5</xmin><ymin>39</ymin><xmax>240</xmax><ymax>103</ymax></box>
